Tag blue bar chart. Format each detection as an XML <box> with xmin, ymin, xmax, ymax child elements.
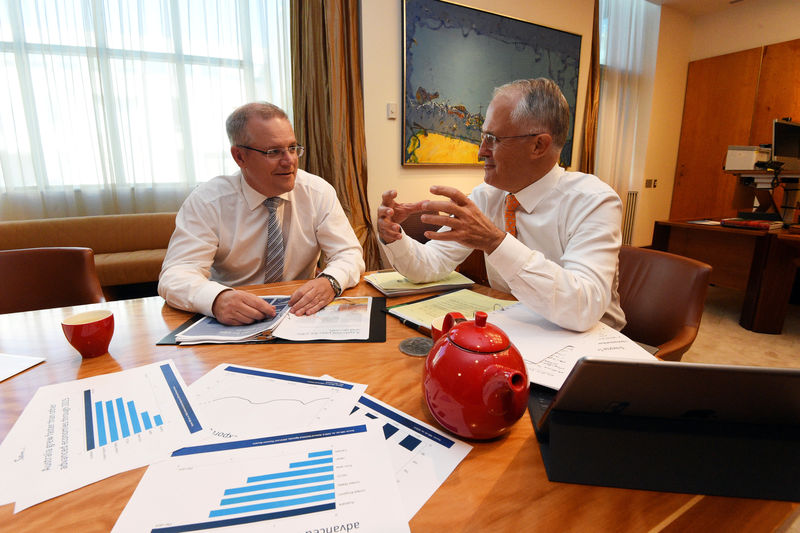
<box><xmin>83</xmin><ymin>389</ymin><xmax>164</xmax><ymax>450</ymax></box>
<box><xmin>208</xmin><ymin>450</ymin><xmax>335</xmax><ymax>520</ymax></box>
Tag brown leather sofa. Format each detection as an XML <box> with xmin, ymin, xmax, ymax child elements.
<box><xmin>0</xmin><ymin>213</ymin><xmax>176</xmax><ymax>292</ymax></box>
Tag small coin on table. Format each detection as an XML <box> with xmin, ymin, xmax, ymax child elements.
<box><xmin>398</xmin><ymin>337</ymin><xmax>434</xmax><ymax>357</ymax></box>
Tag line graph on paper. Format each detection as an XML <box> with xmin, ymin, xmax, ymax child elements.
<box><xmin>188</xmin><ymin>365</ymin><xmax>366</xmax><ymax>442</ymax></box>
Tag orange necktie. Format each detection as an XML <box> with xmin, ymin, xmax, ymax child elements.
<box><xmin>504</xmin><ymin>194</ymin><xmax>520</xmax><ymax>237</ymax></box>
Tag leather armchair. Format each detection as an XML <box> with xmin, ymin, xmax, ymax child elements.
<box><xmin>618</xmin><ymin>245</ymin><xmax>712</xmax><ymax>361</ymax></box>
<box><xmin>0</xmin><ymin>247</ymin><xmax>106</xmax><ymax>314</ymax></box>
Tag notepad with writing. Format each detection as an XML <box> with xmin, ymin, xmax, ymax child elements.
<box><xmin>386</xmin><ymin>289</ymin><xmax>515</xmax><ymax>333</ymax></box>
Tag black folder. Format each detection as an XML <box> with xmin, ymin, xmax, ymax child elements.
<box><xmin>529</xmin><ymin>356</ymin><xmax>800</xmax><ymax>501</ymax></box>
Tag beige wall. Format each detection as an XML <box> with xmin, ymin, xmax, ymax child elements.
<box><xmin>690</xmin><ymin>0</ymin><xmax>800</xmax><ymax>61</ymax></box>
<box><xmin>361</xmin><ymin>0</ymin><xmax>595</xmax><ymax>239</ymax></box>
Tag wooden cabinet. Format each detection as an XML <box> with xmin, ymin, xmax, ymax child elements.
<box><xmin>669</xmin><ymin>39</ymin><xmax>800</xmax><ymax>221</ymax></box>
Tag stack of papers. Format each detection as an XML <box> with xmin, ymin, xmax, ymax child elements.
<box><xmin>176</xmin><ymin>296</ymin><xmax>290</xmax><ymax>344</ymax></box>
<box><xmin>365</xmin><ymin>270</ymin><xmax>473</xmax><ymax>297</ymax></box>
<box><xmin>0</xmin><ymin>361</ymin><xmax>472</xmax><ymax>531</ymax></box>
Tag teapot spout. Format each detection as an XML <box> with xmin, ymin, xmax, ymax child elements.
<box><xmin>482</xmin><ymin>364</ymin><xmax>529</xmax><ymax>418</ymax></box>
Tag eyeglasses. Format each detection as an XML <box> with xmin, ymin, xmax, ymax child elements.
<box><xmin>236</xmin><ymin>144</ymin><xmax>305</xmax><ymax>159</ymax></box>
<box><xmin>480</xmin><ymin>132</ymin><xmax>545</xmax><ymax>149</ymax></box>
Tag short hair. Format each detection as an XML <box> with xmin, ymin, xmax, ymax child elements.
<box><xmin>493</xmin><ymin>78</ymin><xmax>570</xmax><ymax>149</ymax></box>
<box><xmin>225</xmin><ymin>102</ymin><xmax>289</xmax><ymax>145</ymax></box>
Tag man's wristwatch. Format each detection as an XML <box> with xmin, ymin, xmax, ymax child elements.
<box><xmin>318</xmin><ymin>273</ymin><xmax>342</xmax><ymax>297</ymax></box>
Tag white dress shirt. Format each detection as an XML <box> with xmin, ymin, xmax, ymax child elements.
<box><xmin>382</xmin><ymin>164</ymin><xmax>625</xmax><ymax>332</ymax></box>
<box><xmin>159</xmin><ymin>169</ymin><xmax>365</xmax><ymax>317</ymax></box>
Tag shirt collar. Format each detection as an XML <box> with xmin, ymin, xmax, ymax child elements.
<box><xmin>513</xmin><ymin>163</ymin><xmax>563</xmax><ymax>214</ymax></box>
<box><xmin>239</xmin><ymin>171</ymin><xmax>290</xmax><ymax>211</ymax></box>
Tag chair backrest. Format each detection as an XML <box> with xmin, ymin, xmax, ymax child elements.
<box><xmin>618</xmin><ymin>245</ymin><xmax>712</xmax><ymax>361</ymax></box>
<box><xmin>0</xmin><ymin>247</ymin><xmax>106</xmax><ymax>314</ymax></box>
<box><xmin>400</xmin><ymin>211</ymin><xmax>441</xmax><ymax>243</ymax></box>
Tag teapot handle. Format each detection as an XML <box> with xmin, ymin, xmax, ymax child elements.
<box><xmin>441</xmin><ymin>312</ymin><xmax>466</xmax><ymax>335</ymax></box>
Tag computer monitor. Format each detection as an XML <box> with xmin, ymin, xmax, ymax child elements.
<box><xmin>772</xmin><ymin>119</ymin><xmax>800</xmax><ymax>172</ymax></box>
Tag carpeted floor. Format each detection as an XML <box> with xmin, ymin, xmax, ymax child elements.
<box><xmin>682</xmin><ymin>285</ymin><xmax>800</xmax><ymax>368</ymax></box>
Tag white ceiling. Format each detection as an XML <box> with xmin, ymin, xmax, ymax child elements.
<box><xmin>650</xmin><ymin>0</ymin><xmax>745</xmax><ymax>18</ymax></box>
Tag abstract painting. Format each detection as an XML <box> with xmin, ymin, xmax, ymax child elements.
<box><xmin>403</xmin><ymin>0</ymin><xmax>582</xmax><ymax>166</ymax></box>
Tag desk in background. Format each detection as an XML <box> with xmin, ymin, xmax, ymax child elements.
<box><xmin>652</xmin><ymin>220</ymin><xmax>800</xmax><ymax>334</ymax></box>
<box><xmin>0</xmin><ymin>278</ymin><xmax>797</xmax><ymax>532</ymax></box>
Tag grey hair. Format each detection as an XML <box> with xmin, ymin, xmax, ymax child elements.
<box><xmin>225</xmin><ymin>102</ymin><xmax>289</xmax><ymax>145</ymax></box>
<box><xmin>493</xmin><ymin>78</ymin><xmax>570</xmax><ymax>149</ymax></box>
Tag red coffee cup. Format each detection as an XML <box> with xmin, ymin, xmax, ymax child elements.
<box><xmin>61</xmin><ymin>310</ymin><xmax>114</xmax><ymax>358</ymax></box>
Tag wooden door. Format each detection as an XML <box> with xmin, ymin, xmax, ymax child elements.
<box><xmin>669</xmin><ymin>47</ymin><xmax>762</xmax><ymax>220</ymax></box>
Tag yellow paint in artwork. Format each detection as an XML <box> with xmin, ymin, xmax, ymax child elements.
<box><xmin>407</xmin><ymin>132</ymin><xmax>480</xmax><ymax>164</ymax></box>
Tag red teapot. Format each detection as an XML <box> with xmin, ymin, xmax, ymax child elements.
<box><xmin>423</xmin><ymin>311</ymin><xmax>529</xmax><ymax>440</ymax></box>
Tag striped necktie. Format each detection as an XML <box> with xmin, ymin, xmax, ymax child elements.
<box><xmin>504</xmin><ymin>194</ymin><xmax>521</xmax><ymax>237</ymax></box>
<box><xmin>263</xmin><ymin>197</ymin><xmax>284</xmax><ymax>283</ymax></box>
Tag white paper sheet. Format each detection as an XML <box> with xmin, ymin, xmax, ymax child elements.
<box><xmin>488</xmin><ymin>303</ymin><xmax>657</xmax><ymax>390</ymax></box>
<box><xmin>347</xmin><ymin>393</ymin><xmax>472</xmax><ymax>520</ymax></box>
<box><xmin>0</xmin><ymin>360</ymin><xmax>202</xmax><ymax>511</ymax></box>
<box><xmin>188</xmin><ymin>364</ymin><xmax>366</xmax><ymax>444</ymax></box>
<box><xmin>113</xmin><ymin>423</ymin><xmax>409</xmax><ymax>532</ymax></box>
<box><xmin>272</xmin><ymin>297</ymin><xmax>373</xmax><ymax>340</ymax></box>
<box><xmin>0</xmin><ymin>352</ymin><xmax>45</xmax><ymax>382</ymax></box>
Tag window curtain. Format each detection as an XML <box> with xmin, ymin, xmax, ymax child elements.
<box><xmin>0</xmin><ymin>0</ymin><xmax>291</xmax><ymax>221</ymax></box>
<box><xmin>595</xmin><ymin>0</ymin><xmax>660</xmax><ymax>194</ymax></box>
<box><xmin>579</xmin><ymin>0</ymin><xmax>600</xmax><ymax>175</ymax></box>
<box><xmin>290</xmin><ymin>0</ymin><xmax>380</xmax><ymax>271</ymax></box>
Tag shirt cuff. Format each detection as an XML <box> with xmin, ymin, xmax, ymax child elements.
<box><xmin>488</xmin><ymin>233</ymin><xmax>536</xmax><ymax>280</ymax></box>
<box><xmin>194</xmin><ymin>281</ymin><xmax>233</xmax><ymax>317</ymax></box>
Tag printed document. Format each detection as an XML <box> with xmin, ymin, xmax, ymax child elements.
<box><xmin>347</xmin><ymin>392</ymin><xmax>472</xmax><ymax>520</ymax></box>
<box><xmin>0</xmin><ymin>352</ymin><xmax>45</xmax><ymax>382</ymax></box>
<box><xmin>488</xmin><ymin>303</ymin><xmax>657</xmax><ymax>390</ymax></box>
<box><xmin>0</xmin><ymin>360</ymin><xmax>202</xmax><ymax>511</ymax></box>
<box><xmin>189</xmin><ymin>364</ymin><xmax>366</xmax><ymax>444</ymax></box>
<box><xmin>273</xmin><ymin>297</ymin><xmax>373</xmax><ymax>341</ymax></box>
<box><xmin>113</xmin><ymin>424</ymin><xmax>409</xmax><ymax>532</ymax></box>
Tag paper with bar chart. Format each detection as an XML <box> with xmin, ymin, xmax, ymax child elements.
<box><xmin>112</xmin><ymin>424</ymin><xmax>409</xmax><ymax>532</ymax></box>
<box><xmin>0</xmin><ymin>360</ymin><xmax>202</xmax><ymax>511</ymax></box>
<box><xmin>189</xmin><ymin>365</ymin><xmax>366</xmax><ymax>444</ymax></box>
<box><xmin>348</xmin><ymin>393</ymin><xmax>472</xmax><ymax>520</ymax></box>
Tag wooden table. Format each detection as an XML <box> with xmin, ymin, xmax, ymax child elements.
<box><xmin>1</xmin><ymin>279</ymin><xmax>797</xmax><ymax>532</ymax></box>
<box><xmin>652</xmin><ymin>220</ymin><xmax>800</xmax><ymax>334</ymax></box>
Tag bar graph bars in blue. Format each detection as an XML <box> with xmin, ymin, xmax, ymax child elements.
<box><xmin>207</xmin><ymin>450</ymin><xmax>336</xmax><ymax>521</ymax></box>
<box><xmin>83</xmin><ymin>389</ymin><xmax>164</xmax><ymax>451</ymax></box>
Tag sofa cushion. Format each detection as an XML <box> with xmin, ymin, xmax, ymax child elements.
<box><xmin>94</xmin><ymin>249</ymin><xmax>168</xmax><ymax>286</ymax></box>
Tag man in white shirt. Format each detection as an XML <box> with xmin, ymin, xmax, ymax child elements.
<box><xmin>159</xmin><ymin>102</ymin><xmax>365</xmax><ymax>325</ymax></box>
<box><xmin>378</xmin><ymin>78</ymin><xmax>625</xmax><ymax>332</ymax></box>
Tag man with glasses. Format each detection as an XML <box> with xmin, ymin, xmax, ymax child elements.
<box><xmin>159</xmin><ymin>102</ymin><xmax>364</xmax><ymax>325</ymax></box>
<box><xmin>378</xmin><ymin>78</ymin><xmax>625</xmax><ymax>332</ymax></box>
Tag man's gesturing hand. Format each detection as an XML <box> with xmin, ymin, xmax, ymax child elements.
<box><xmin>377</xmin><ymin>189</ymin><xmax>426</xmax><ymax>244</ymax></box>
<box><xmin>420</xmin><ymin>185</ymin><xmax>506</xmax><ymax>254</ymax></box>
<box><xmin>211</xmin><ymin>289</ymin><xmax>276</xmax><ymax>326</ymax></box>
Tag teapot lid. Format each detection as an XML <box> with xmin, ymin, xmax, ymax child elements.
<box><xmin>447</xmin><ymin>311</ymin><xmax>510</xmax><ymax>353</ymax></box>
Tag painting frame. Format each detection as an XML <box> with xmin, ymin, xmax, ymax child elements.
<box><xmin>402</xmin><ymin>0</ymin><xmax>582</xmax><ymax>167</ymax></box>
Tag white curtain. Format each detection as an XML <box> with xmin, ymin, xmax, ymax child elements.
<box><xmin>595</xmin><ymin>0</ymin><xmax>660</xmax><ymax>195</ymax></box>
<box><xmin>0</xmin><ymin>0</ymin><xmax>291</xmax><ymax>220</ymax></box>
